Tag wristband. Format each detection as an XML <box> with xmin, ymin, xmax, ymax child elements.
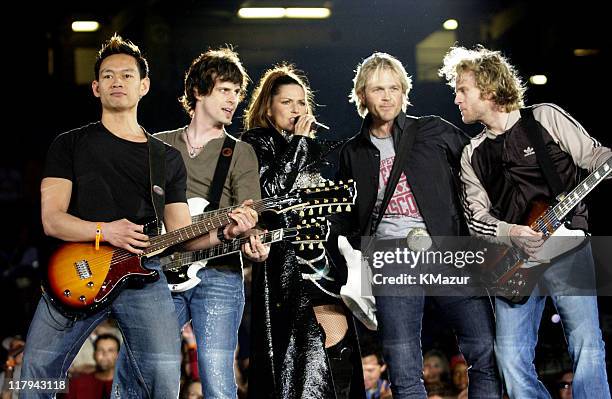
<box><xmin>217</xmin><ymin>228</ymin><xmax>233</xmax><ymax>243</ymax></box>
<box><xmin>95</xmin><ymin>223</ymin><xmax>103</xmax><ymax>250</ymax></box>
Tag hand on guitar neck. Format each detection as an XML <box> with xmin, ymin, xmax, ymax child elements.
<box><xmin>509</xmin><ymin>225</ymin><xmax>544</xmax><ymax>258</ymax></box>
<box><xmin>241</xmin><ymin>229</ymin><xmax>270</xmax><ymax>263</ymax></box>
<box><xmin>222</xmin><ymin>199</ymin><xmax>259</xmax><ymax>240</ymax></box>
<box><xmin>183</xmin><ymin>199</ymin><xmax>258</xmax><ymax>251</ymax></box>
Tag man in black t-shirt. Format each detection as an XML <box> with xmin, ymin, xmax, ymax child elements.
<box><xmin>19</xmin><ymin>35</ymin><xmax>257</xmax><ymax>399</ymax></box>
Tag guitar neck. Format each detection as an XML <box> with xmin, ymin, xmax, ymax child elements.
<box><xmin>191</xmin><ymin>198</ymin><xmax>276</xmax><ymax>222</ymax></box>
<box><xmin>162</xmin><ymin>228</ymin><xmax>290</xmax><ymax>271</ymax></box>
<box><xmin>191</xmin><ymin>194</ymin><xmax>298</xmax><ymax>223</ymax></box>
<box><xmin>531</xmin><ymin>157</ymin><xmax>612</xmax><ymax>235</ymax></box>
<box><xmin>145</xmin><ymin>213</ymin><xmax>232</xmax><ymax>255</ymax></box>
<box><xmin>146</xmin><ymin>180</ymin><xmax>354</xmax><ymax>255</ymax></box>
<box><xmin>147</xmin><ymin>194</ymin><xmax>299</xmax><ymax>255</ymax></box>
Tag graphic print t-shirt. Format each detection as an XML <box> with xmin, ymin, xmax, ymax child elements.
<box><xmin>370</xmin><ymin>135</ymin><xmax>426</xmax><ymax>239</ymax></box>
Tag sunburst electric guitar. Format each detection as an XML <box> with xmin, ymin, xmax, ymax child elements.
<box><xmin>44</xmin><ymin>180</ymin><xmax>356</xmax><ymax>316</ymax></box>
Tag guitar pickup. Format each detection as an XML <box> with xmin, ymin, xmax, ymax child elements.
<box><xmin>74</xmin><ymin>260</ymin><xmax>92</xmax><ymax>279</ymax></box>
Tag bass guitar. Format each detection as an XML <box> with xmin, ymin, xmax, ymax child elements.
<box><xmin>485</xmin><ymin>158</ymin><xmax>611</xmax><ymax>303</ymax></box>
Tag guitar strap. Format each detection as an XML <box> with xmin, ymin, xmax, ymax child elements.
<box><xmin>370</xmin><ymin>117</ymin><xmax>421</xmax><ymax>235</ymax></box>
<box><xmin>147</xmin><ymin>133</ymin><xmax>166</xmax><ymax>234</ymax></box>
<box><xmin>206</xmin><ymin>134</ymin><xmax>237</xmax><ymax>211</ymax></box>
<box><xmin>520</xmin><ymin>107</ymin><xmax>565</xmax><ymax>197</ymax></box>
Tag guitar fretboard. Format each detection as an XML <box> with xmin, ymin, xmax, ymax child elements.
<box><xmin>191</xmin><ymin>196</ymin><xmax>290</xmax><ymax>222</ymax></box>
<box><xmin>531</xmin><ymin>157</ymin><xmax>612</xmax><ymax>235</ymax></box>
<box><xmin>145</xmin><ymin>212</ymin><xmax>233</xmax><ymax>254</ymax></box>
<box><xmin>162</xmin><ymin>228</ymin><xmax>291</xmax><ymax>271</ymax></box>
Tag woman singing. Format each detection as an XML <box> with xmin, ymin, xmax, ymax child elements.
<box><xmin>242</xmin><ymin>64</ymin><xmax>362</xmax><ymax>399</ymax></box>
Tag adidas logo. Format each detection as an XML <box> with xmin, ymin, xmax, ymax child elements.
<box><xmin>523</xmin><ymin>146</ymin><xmax>535</xmax><ymax>157</ymax></box>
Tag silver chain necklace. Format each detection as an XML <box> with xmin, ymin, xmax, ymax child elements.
<box><xmin>184</xmin><ymin>129</ymin><xmax>204</xmax><ymax>158</ymax></box>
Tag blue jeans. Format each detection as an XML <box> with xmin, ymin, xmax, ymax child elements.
<box><xmin>19</xmin><ymin>258</ymin><xmax>181</xmax><ymax>399</ymax></box>
<box><xmin>173</xmin><ymin>265</ymin><xmax>244</xmax><ymax>399</ymax></box>
<box><xmin>376</xmin><ymin>289</ymin><xmax>500</xmax><ymax>399</ymax></box>
<box><xmin>495</xmin><ymin>243</ymin><xmax>610</xmax><ymax>399</ymax></box>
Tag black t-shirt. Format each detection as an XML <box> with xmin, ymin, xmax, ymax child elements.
<box><xmin>43</xmin><ymin>121</ymin><xmax>187</xmax><ymax>224</ymax></box>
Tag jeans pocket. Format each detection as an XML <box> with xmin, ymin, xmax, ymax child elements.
<box><xmin>41</xmin><ymin>294</ymin><xmax>80</xmax><ymax>331</ymax></box>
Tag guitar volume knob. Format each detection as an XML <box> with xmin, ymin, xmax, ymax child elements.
<box><xmin>63</xmin><ymin>289</ymin><xmax>71</xmax><ymax>297</ymax></box>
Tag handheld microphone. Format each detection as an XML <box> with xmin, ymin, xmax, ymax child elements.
<box><xmin>293</xmin><ymin>116</ymin><xmax>330</xmax><ymax>130</ymax></box>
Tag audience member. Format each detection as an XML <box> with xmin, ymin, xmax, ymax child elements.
<box><xmin>180</xmin><ymin>379</ymin><xmax>203</xmax><ymax>399</ymax></box>
<box><xmin>555</xmin><ymin>371</ymin><xmax>573</xmax><ymax>399</ymax></box>
<box><xmin>450</xmin><ymin>354</ymin><xmax>468</xmax><ymax>398</ymax></box>
<box><xmin>62</xmin><ymin>334</ymin><xmax>120</xmax><ymax>399</ymax></box>
<box><xmin>0</xmin><ymin>337</ymin><xmax>24</xmax><ymax>399</ymax></box>
<box><xmin>362</xmin><ymin>345</ymin><xmax>391</xmax><ymax>399</ymax></box>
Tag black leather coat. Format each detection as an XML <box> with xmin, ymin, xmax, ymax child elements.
<box><xmin>241</xmin><ymin>127</ymin><xmax>336</xmax><ymax>399</ymax></box>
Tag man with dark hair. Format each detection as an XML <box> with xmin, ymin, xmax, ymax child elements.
<box><xmin>361</xmin><ymin>344</ymin><xmax>390</xmax><ymax>399</ymax></box>
<box><xmin>64</xmin><ymin>334</ymin><xmax>120</xmax><ymax>399</ymax></box>
<box><xmin>440</xmin><ymin>45</ymin><xmax>610</xmax><ymax>399</ymax></box>
<box><xmin>153</xmin><ymin>47</ymin><xmax>267</xmax><ymax>398</ymax></box>
<box><xmin>19</xmin><ymin>35</ymin><xmax>257</xmax><ymax>399</ymax></box>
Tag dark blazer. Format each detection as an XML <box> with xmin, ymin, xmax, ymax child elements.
<box><xmin>334</xmin><ymin>111</ymin><xmax>470</xmax><ymax>239</ymax></box>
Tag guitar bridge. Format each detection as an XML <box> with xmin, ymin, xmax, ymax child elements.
<box><xmin>75</xmin><ymin>260</ymin><xmax>92</xmax><ymax>279</ymax></box>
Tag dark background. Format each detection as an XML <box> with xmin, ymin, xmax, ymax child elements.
<box><xmin>1</xmin><ymin>0</ymin><xmax>610</xmax><ymax>382</ymax></box>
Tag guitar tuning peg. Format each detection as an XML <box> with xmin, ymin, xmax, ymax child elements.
<box><xmin>308</xmin><ymin>208</ymin><xmax>314</xmax><ymax>216</ymax></box>
<box><xmin>334</xmin><ymin>198</ymin><xmax>339</xmax><ymax>203</ymax></box>
<box><xmin>345</xmin><ymin>205</ymin><xmax>351</xmax><ymax>212</ymax></box>
<box><xmin>299</xmin><ymin>244</ymin><xmax>305</xmax><ymax>251</ymax></box>
<box><xmin>336</xmin><ymin>205</ymin><xmax>342</xmax><ymax>212</ymax></box>
<box><xmin>310</xmin><ymin>218</ymin><xmax>316</xmax><ymax>223</ymax></box>
<box><xmin>319</xmin><ymin>207</ymin><xmax>324</xmax><ymax>215</ymax></box>
<box><xmin>314</xmin><ymin>200</ymin><xmax>320</xmax><ymax>205</ymax></box>
<box><xmin>327</xmin><ymin>206</ymin><xmax>332</xmax><ymax>213</ymax></box>
<box><xmin>339</xmin><ymin>180</ymin><xmax>344</xmax><ymax>184</ymax></box>
<box><xmin>315</xmin><ymin>235</ymin><xmax>320</xmax><ymax>239</ymax></box>
<box><xmin>324</xmin><ymin>198</ymin><xmax>329</xmax><ymax>203</ymax></box>
<box><xmin>318</xmin><ymin>242</ymin><xmax>324</xmax><ymax>249</ymax></box>
<box><xmin>308</xmin><ymin>243</ymin><xmax>314</xmax><ymax>250</ymax></box>
<box><xmin>329</xmin><ymin>181</ymin><xmax>334</xmax><ymax>186</ymax></box>
<box><xmin>299</xmin><ymin>210</ymin><xmax>305</xmax><ymax>217</ymax></box>
<box><xmin>305</xmin><ymin>235</ymin><xmax>311</xmax><ymax>240</ymax></box>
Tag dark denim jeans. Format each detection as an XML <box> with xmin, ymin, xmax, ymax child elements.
<box><xmin>376</xmin><ymin>289</ymin><xmax>500</xmax><ymax>399</ymax></box>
